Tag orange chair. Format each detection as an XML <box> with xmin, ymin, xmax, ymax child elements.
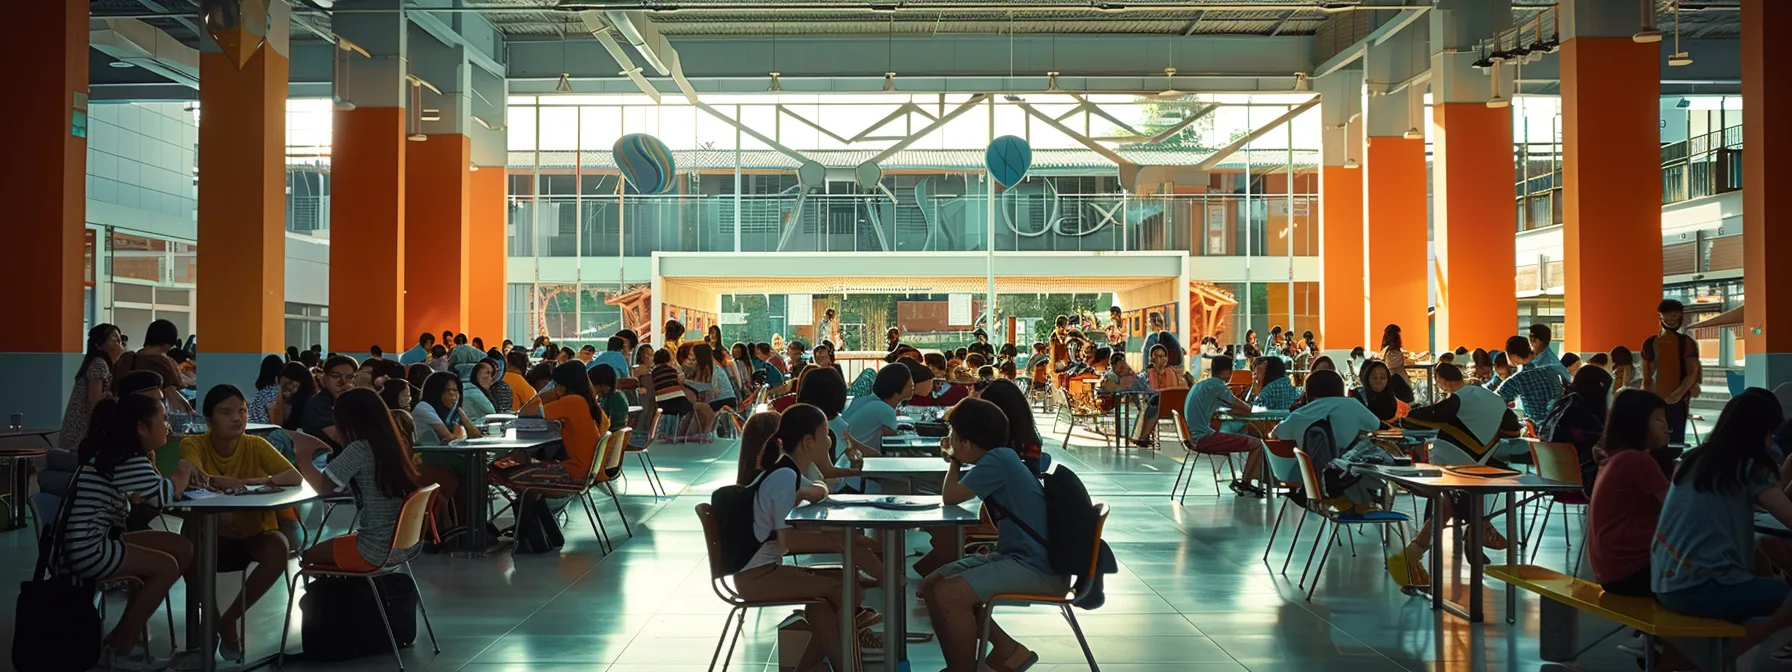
<box><xmin>695</xmin><ymin>503</ymin><xmax>828</xmax><ymax>671</ymax></box>
<box><xmin>975</xmin><ymin>503</ymin><xmax>1110</xmax><ymax>672</ymax></box>
<box><xmin>1227</xmin><ymin>369</ymin><xmax>1254</xmax><ymax>398</ymax></box>
<box><xmin>1149</xmin><ymin>387</ymin><xmax>1189</xmax><ymax>447</ymax></box>
<box><xmin>278</xmin><ymin>483</ymin><xmax>442</xmax><ymax>671</ymax></box>
<box><xmin>1169</xmin><ymin>410</ymin><xmax>1241</xmax><ymax>501</ymax></box>
<box><xmin>510</xmin><ymin>429</ymin><xmax>634</xmax><ymax>553</ymax></box>
<box><xmin>1291</xmin><ymin>449</ymin><xmax>1410</xmax><ymax>601</ymax></box>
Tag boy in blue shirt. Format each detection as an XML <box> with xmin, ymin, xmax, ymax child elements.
<box><xmin>923</xmin><ymin>397</ymin><xmax>1066</xmax><ymax>672</ymax></box>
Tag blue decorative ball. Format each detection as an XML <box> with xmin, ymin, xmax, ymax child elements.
<box><xmin>985</xmin><ymin>135</ymin><xmax>1032</xmax><ymax>188</ymax></box>
<box><xmin>613</xmin><ymin>133</ymin><xmax>676</xmax><ymax>194</ymax></box>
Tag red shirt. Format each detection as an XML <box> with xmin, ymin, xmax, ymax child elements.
<box><xmin>1588</xmin><ymin>449</ymin><xmax>1670</xmax><ymax>583</ymax></box>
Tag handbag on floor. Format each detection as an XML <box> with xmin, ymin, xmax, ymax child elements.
<box><xmin>297</xmin><ymin>574</ymin><xmax>420</xmax><ymax>661</ymax></box>
<box><xmin>513</xmin><ymin>495</ymin><xmax>564</xmax><ymax>555</ymax></box>
<box><xmin>13</xmin><ymin>467</ymin><xmax>101</xmax><ymax>672</ymax></box>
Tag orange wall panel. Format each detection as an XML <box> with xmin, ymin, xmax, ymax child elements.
<box><xmin>1432</xmin><ymin>103</ymin><xmax>1517</xmax><ymax>353</ymax></box>
<box><xmin>1363</xmin><ymin>137</ymin><xmax>1430</xmax><ymax>352</ymax></box>
<box><xmin>3</xmin><ymin>1</ymin><xmax>86</xmax><ymax>353</ymax></box>
<box><xmin>1318</xmin><ymin>166</ymin><xmax>1364</xmax><ymax>351</ymax></box>
<box><xmin>468</xmin><ymin>168</ymin><xmax>508</xmax><ymax>343</ymax></box>
<box><xmin>329</xmin><ymin>107</ymin><xmax>407</xmax><ymax>353</ymax></box>
<box><xmin>197</xmin><ymin>46</ymin><xmax>287</xmax><ymax>354</ymax></box>
<box><xmin>1561</xmin><ymin>37</ymin><xmax>1663</xmax><ymax>352</ymax></box>
<box><xmin>1743</xmin><ymin>0</ymin><xmax>1792</xmax><ymax>360</ymax></box>
<box><xmin>404</xmin><ymin>134</ymin><xmax>471</xmax><ymax>339</ymax></box>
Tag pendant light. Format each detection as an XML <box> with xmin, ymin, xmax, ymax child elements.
<box><xmin>1402</xmin><ymin>35</ymin><xmax>1422</xmax><ymax>139</ymax></box>
<box><xmin>1668</xmin><ymin>0</ymin><xmax>1693</xmax><ymax>66</ymax></box>
<box><xmin>555</xmin><ymin>20</ymin><xmax>572</xmax><ymax>93</ymax></box>
<box><xmin>882</xmin><ymin>16</ymin><xmax>897</xmax><ymax>90</ymax></box>
<box><xmin>1486</xmin><ymin>64</ymin><xmax>1509</xmax><ymax>109</ymax></box>
<box><xmin>768</xmin><ymin>23</ymin><xmax>781</xmax><ymax>91</ymax></box>
<box><xmin>1157</xmin><ymin>37</ymin><xmax>1184</xmax><ymax>99</ymax></box>
<box><xmin>1634</xmin><ymin>0</ymin><xmax>1662</xmax><ymax>43</ymax></box>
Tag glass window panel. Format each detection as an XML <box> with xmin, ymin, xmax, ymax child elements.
<box><xmin>623</xmin><ymin>105</ymin><xmax>661</xmax><ymax>138</ymax></box>
<box><xmin>696</xmin><ymin>106</ymin><xmax>738</xmax><ymax>150</ymax></box>
<box><xmin>538</xmin><ymin>106</ymin><xmax>577</xmax><ymax>151</ymax></box>
<box><xmin>578</xmin><ymin>106</ymin><xmax>622</xmax><ymax>153</ymax></box>
<box><xmin>657</xmin><ymin>105</ymin><xmax>699</xmax><ymax>150</ymax></box>
<box><xmin>738</xmin><ymin>106</ymin><xmax>774</xmax><ymax>150</ymax></box>
<box><xmin>508</xmin><ymin>105</ymin><xmax>537</xmax><ymax>152</ymax></box>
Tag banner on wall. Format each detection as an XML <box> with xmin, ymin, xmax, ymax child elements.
<box><xmin>1205</xmin><ymin>204</ymin><xmax>1228</xmax><ymax>255</ymax></box>
<box><xmin>787</xmin><ymin>295</ymin><xmax>813</xmax><ymax>326</ymax></box>
<box><xmin>948</xmin><ymin>294</ymin><xmax>974</xmax><ymax>326</ymax></box>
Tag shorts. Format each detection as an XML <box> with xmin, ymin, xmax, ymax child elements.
<box><xmin>326</xmin><ymin>533</ymin><xmax>379</xmax><ymax>572</ymax></box>
<box><xmin>935</xmin><ymin>552</ymin><xmax>1068</xmax><ymax>602</ymax></box>
<box><xmin>1656</xmin><ymin>576</ymin><xmax>1792</xmax><ymax>623</ymax></box>
<box><xmin>709</xmin><ymin>398</ymin><xmax>736</xmax><ymax>412</ymax></box>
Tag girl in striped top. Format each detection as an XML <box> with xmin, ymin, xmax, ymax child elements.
<box><xmin>60</xmin><ymin>394</ymin><xmax>199</xmax><ymax>671</ymax></box>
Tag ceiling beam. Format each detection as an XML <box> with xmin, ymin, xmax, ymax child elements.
<box><xmin>1269</xmin><ymin>11</ymin><xmax>1296</xmax><ymax>37</ymax></box>
<box><xmin>1196</xmin><ymin>98</ymin><xmax>1317</xmax><ymax>171</ymax></box>
<box><xmin>130</xmin><ymin>0</ymin><xmax>202</xmax><ymax>37</ymax></box>
<box><xmin>1312</xmin><ymin>8</ymin><xmax>1430</xmax><ymax>78</ymax></box>
<box><xmin>1180</xmin><ymin>10</ymin><xmax>1206</xmax><ymax>35</ymax></box>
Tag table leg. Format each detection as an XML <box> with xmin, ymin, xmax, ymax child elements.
<box><xmin>883</xmin><ymin>529</ymin><xmax>907</xmax><ymax>669</ymax></box>
<box><xmin>1467</xmin><ymin>493</ymin><xmax>1485</xmax><ymax>622</ymax></box>
<box><xmin>455</xmin><ymin>449</ymin><xmax>489</xmax><ymax>557</ymax></box>
<box><xmin>840</xmin><ymin>528</ymin><xmax>859</xmax><ymax>672</ymax></box>
<box><xmin>1506</xmin><ymin>491</ymin><xmax>1519</xmax><ymax>623</ymax></box>
<box><xmin>6</xmin><ymin>458</ymin><xmax>24</xmax><ymax>530</ymax></box>
<box><xmin>199</xmin><ymin>514</ymin><xmax>219</xmax><ymax>672</ymax></box>
<box><xmin>1428</xmin><ymin>492</ymin><xmax>1444</xmax><ymax>612</ymax></box>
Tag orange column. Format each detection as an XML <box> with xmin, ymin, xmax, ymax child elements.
<box><xmin>196</xmin><ymin>4</ymin><xmax>288</xmax><ymax>393</ymax></box>
<box><xmin>329</xmin><ymin>108</ymin><xmax>407</xmax><ymax>353</ymax></box>
<box><xmin>468</xmin><ymin>168</ymin><xmax>508</xmax><ymax>343</ymax></box>
<box><xmin>403</xmin><ymin>134</ymin><xmax>471</xmax><ymax>340</ymax></box>
<box><xmin>1</xmin><ymin>0</ymin><xmax>85</xmax><ymax>421</ymax></box>
<box><xmin>1362</xmin><ymin>136</ymin><xmax>1430</xmax><ymax>351</ymax></box>
<box><xmin>1743</xmin><ymin>0</ymin><xmax>1792</xmax><ymax>385</ymax></box>
<box><xmin>1319</xmin><ymin>165</ymin><xmax>1365</xmax><ymax>350</ymax></box>
<box><xmin>1432</xmin><ymin>104</ymin><xmax>1517</xmax><ymax>352</ymax></box>
<box><xmin>1561</xmin><ymin>37</ymin><xmax>1661</xmax><ymax>353</ymax></box>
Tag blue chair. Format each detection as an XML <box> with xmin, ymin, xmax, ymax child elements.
<box><xmin>1726</xmin><ymin>369</ymin><xmax>1746</xmax><ymax>398</ymax></box>
<box><xmin>1291</xmin><ymin>449</ymin><xmax>1411</xmax><ymax>601</ymax></box>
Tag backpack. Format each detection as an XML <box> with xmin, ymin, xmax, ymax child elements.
<box><xmin>297</xmin><ymin>574</ymin><xmax>419</xmax><ymax>661</ymax></box>
<box><xmin>984</xmin><ymin>464</ymin><xmax>1117</xmax><ymax>609</ymax></box>
<box><xmin>710</xmin><ymin>464</ymin><xmax>798</xmax><ymax>575</ymax></box>
<box><xmin>1299</xmin><ymin>418</ymin><xmax>1361</xmax><ymax>501</ymax></box>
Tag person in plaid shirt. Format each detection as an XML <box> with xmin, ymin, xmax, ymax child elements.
<box><xmin>1249</xmin><ymin>357</ymin><xmax>1301</xmax><ymax>411</ymax></box>
<box><xmin>1495</xmin><ymin>335</ymin><xmax>1570</xmax><ymax>420</ymax></box>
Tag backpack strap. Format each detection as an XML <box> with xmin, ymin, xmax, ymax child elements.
<box><xmin>979</xmin><ymin>498</ymin><xmax>1049</xmax><ymax>550</ymax></box>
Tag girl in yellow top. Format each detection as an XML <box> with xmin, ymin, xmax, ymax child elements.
<box><xmin>178</xmin><ymin>384</ymin><xmax>301</xmax><ymax>658</ymax></box>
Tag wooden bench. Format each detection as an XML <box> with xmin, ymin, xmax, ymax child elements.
<box><xmin>1487</xmin><ymin>564</ymin><xmax>1744</xmax><ymax>670</ymax></box>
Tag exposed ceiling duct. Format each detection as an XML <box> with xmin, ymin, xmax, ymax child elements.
<box><xmin>91</xmin><ymin>18</ymin><xmax>200</xmax><ymax>88</ymax></box>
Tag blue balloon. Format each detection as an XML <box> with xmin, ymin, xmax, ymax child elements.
<box><xmin>613</xmin><ymin>133</ymin><xmax>676</xmax><ymax>194</ymax></box>
<box><xmin>985</xmin><ymin>135</ymin><xmax>1032</xmax><ymax>188</ymax></box>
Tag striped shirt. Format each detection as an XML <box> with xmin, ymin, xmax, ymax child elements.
<box><xmin>322</xmin><ymin>440</ymin><xmax>419</xmax><ymax>567</ymax></box>
<box><xmin>60</xmin><ymin>456</ymin><xmax>170</xmax><ymax>580</ymax></box>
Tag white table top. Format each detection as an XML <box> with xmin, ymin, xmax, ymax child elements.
<box><xmin>167</xmin><ymin>482</ymin><xmax>321</xmax><ymax>512</ymax></box>
<box><xmin>786</xmin><ymin>494</ymin><xmax>982</xmax><ymax>530</ymax></box>
<box><xmin>861</xmin><ymin>456</ymin><xmax>950</xmax><ymax>476</ymax></box>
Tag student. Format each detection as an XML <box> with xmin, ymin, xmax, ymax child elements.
<box><xmin>178</xmin><ymin>384</ymin><xmax>301</xmax><ymax>657</ymax></box>
<box><xmin>1542</xmin><ymin>365</ymin><xmax>1614</xmax><ymax>491</ymax></box>
<box><xmin>731</xmin><ymin>404</ymin><xmax>884</xmax><ymax>672</ymax></box>
<box><xmin>1589</xmin><ymin>389</ymin><xmax>1672</xmax><ymax>597</ymax></box>
<box><xmin>886</xmin><ymin>327</ymin><xmax>904</xmax><ymax>352</ymax></box>
<box><xmin>411</xmin><ymin>371</ymin><xmax>486</xmax><ymax>446</ymax></box>
<box><xmin>531</xmin><ymin>336</ymin><xmax>554</xmax><ymax>359</ymax></box>
<box><xmin>591</xmin><ymin>335</ymin><xmax>632</xmax><ymax>380</ymax></box>
<box><xmin>503</xmin><ymin>350</ymin><xmax>537</xmax><ymax>412</ymax></box>
<box><xmin>1585</xmin><ymin>352</ymin><xmax>1610</xmax><ymax>371</ymax></box>
<box><xmin>556</xmin><ymin>346</ymin><xmax>575</xmax><ymax>364</ymax></box>
<box><xmin>575</xmin><ymin>344</ymin><xmax>597</xmax><ymax>365</ymax></box>
<box><xmin>664</xmin><ymin>319</ymin><xmax>688</xmax><ymax>353</ymax></box>
<box><xmin>1250</xmin><ymin>356</ymin><xmax>1300</xmax><ymax>411</ymax></box>
<box><xmin>981</xmin><ymin>379</ymin><xmax>1045</xmax><ymax>474</ymax></box>
<box><xmin>842</xmin><ymin>363</ymin><xmax>913</xmax><ymax>450</ymax></box>
<box><xmin>650</xmin><ymin>348</ymin><xmax>697</xmax><ymax>427</ymax></box>
<box><xmin>62</xmin><ymin>395</ymin><xmax>198</xmax><ymax>671</ymax></box>
<box><xmin>1486</xmin><ymin>350</ymin><xmax>1512</xmax><ymax>390</ymax></box>
<box><xmin>523</xmin><ymin>362</ymin><xmax>555</xmax><ymax>396</ymax></box>
<box><xmin>291</xmin><ymin>387</ymin><xmax>426</xmax><ymax>572</ymax></box>
<box><xmin>244</xmin><ymin>354</ymin><xmax>284</xmax><ymax>425</ymax></box>
<box><xmin>704</xmin><ymin>324</ymin><xmax>727</xmax><ymax>356</ymax></box>
<box><xmin>1392</xmin><ymin>364</ymin><xmax>1523</xmax><ymax>586</ymax></box>
<box><xmin>426</xmin><ymin>344</ymin><xmax>452</xmax><ymax>372</ymax></box>
<box><xmin>587</xmin><ymin>365</ymin><xmax>631</xmax><ymax>436</ymax></box>
<box><xmin>1528</xmin><ymin>323</ymin><xmax>1564</xmax><ymax>372</ymax></box>
<box><xmin>114</xmin><ymin>319</ymin><xmax>194</xmax><ymax>413</ymax></box>
<box><xmin>509</xmin><ymin>362</ymin><xmax>610</xmax><ymax>486</ymax></box>
<box><xmin>1652</xmin><ymin>391</ymin><xmax>1792</xmax><ymax>658</ymax></box>
<box><xmin>752</xmin><ymin>342</ymin><xmax>790</xmax><ymax>394</ymax></box>
<box><xmin>1610</xmin><ymin>346</ymin><xmax>1638</xmax><ymax>396</ymax></box>
<box><xmin>796</xmin><ymin>367</ymin><xmax>869</xmax><ymax>490</ymax></box>
<box><xmin>910</xmin><ymin>355</ymin><xmax>971</xmax><ymax>408</ymax></box>
<box><xmin>1352</xmin><ymin>360</ymin><xmax>1412</xmax><ymax>424</ymax></box>
<box><xmin>1642</xmin><ymin>300</ymin><xmax>1702</xmax><ymax>445</ymax></box>
<box><xmin>267</xmin><ymin>361</ymin><xmax>317</xmax><ymax>433</ymax></box>
<box><xmin>302</xmin><ymin>355</ymin><xmax>358</xmax><ymax>451</ymax></box>
<box><xmin>461</xmin><ymin>357</ymin><xmax>508</xmax><ymax>425</ymax></box>
<box><xmin>1272</xmin><ymin>370</ymin><xmax>1384</xmax><ymax>512</ymax></box>
<box><xmin>925</xmin><ymin>397</ymin><xmax>1065</xmax><ymax>672</ymax></box>
<box><xmin>785</xmin><ymin>339</ymin><xmax>809</xmax><ymax>373</ymax></box>
<box><xmin>1378</xmin><ymin>324</ymin><xmax>1412</xmax><ymax>383</ymax></box>
<box><xmin>1494</xmin><ymin>335</ymin><xmax>1571</xmax><ymax>420</ymax></box>
<box><xmin>810</xmin><ymin>342</ymin><xmax>843</xmax><ymax>376</ymax></box>
<box><xmin>1182</xmin><ymin>356</ymin><xmax>1262</xmax><ymax>463</ymax></box>
<box><xmin>60</xmin><ymin>323</ymin><xmax>126</xmax><ymax>452</ymax></box>
<box><xmin>399</xmin><ymin>332</ymin><xmax>434</xmax><ymax>366</ymax></box>
<box><xmin>1561</xmin><ymin>352</ymin><xmax>1583</xmax><ymax>377</ymax></box>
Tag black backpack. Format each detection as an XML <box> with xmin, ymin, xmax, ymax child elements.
<box><xmin>1300</xmin><ymin>418</ymin><xmax>1362</xmax><ymax>500</ymax></box>
<box><xmin>710</xmin><ymin>464</ymin><xmax>798</xmax><ymax>575</ymax></box>
<box><xmin>987</xmin><ymin>464</ymin><xmax>1100</xmax><ymax>577</ymax></box>
<box><xmin>297</xmin><ymin>574</ymin><xmax>419</xmax><ymax>661</ymax></box>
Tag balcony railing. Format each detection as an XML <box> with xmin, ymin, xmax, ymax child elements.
<box><xmin>1662</xmin><ymin>128</ymin><xmax>1743</xmax><ymax>205</ymax></box>
<box><xmin>506</xmin><ymin>191</ymin><xmax>1318</xmax><ymax>258</ymax></box>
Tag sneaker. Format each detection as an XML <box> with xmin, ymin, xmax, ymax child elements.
<box><xmin>167</xmin><ymin>649</ymin><xmax>209</xmax><ymax>672</ymax></box>
<box><xmin>102</xmin><ymin>646</ymin><xmax>169</xmax><ymax>672</ymax></box>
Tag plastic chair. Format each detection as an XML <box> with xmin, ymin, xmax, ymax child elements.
<box><xmin>1150</xmin><ymin>387</ymin><xmax>1189</xmax><ymax>447</ymax></box>
<box><xmin>278</xmin><ymin>483</ymin><xmax>442</xmax><ymax>671</ymax></box>
<box><xmin>509</xmin><ymin>429</ymin><xmax>634</xmax><ymax>553</ymax></box>
<box><xmin>1726</xmin><ymin>369</ymin><xmax>1746</xmax><ymax>398</ymax></box>
<box><xmin>1168</xmin><ymin>410</ymin><xmax>1240</xmax><ymax>501</ymax></box>
<box><xmin>289</xmin><ymin>431</ymin><xmax>357</xmax><ymax>547</ymax></box>
<box><xmin>1260</xmin><ymin>439</ymin><xmax>1305</xmax><ymax>561</ymax></box>
<box><xmin>694</xmin><ymin>503</ymin><xmax>827</xmax><ymax>672</ymax></box>
<box><xmin>976</xmin><ymin>503</ymin><xmax>1111</xmax><ymax>672</ymax></box>
<box><xmin>1291</xmin><ymin>449</ymin><xmax>1410</xmax><ymax>601</ymax></box>
<box><xmin>1524</xmin><ymin>440</ymin><xmax>1589</xmax><ymax>573</ymax></box>
<box><xmin>630</xmin><ymin>409</ymin><xmax>669</xmax><ymax>497</ymax></box>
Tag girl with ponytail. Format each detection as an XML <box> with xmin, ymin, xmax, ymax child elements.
<box><xmin>730</xmin><ymin>403</ymin><xmax>887</xmax><ymax>672</ymax></box>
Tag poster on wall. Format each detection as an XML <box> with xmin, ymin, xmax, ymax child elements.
<box><xmin>948</xmin><ymin>294</ymin><xmax>974</xmax><ymax>327</ymax></box>
<box><xmin>1205</xmin><ymin>204</ymin><xmax>1228</xmax><ymax>255</ymax></box>
<box><xmin>787</xmin><ymin>295</ymin><xmax>813</xmax><ymax>326</ymax></box>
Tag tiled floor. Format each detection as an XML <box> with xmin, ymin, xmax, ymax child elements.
<box><xmin>0</xmin><ymin>412</ymin><xmax>1767</xmax><ymax>672</ymax></box>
